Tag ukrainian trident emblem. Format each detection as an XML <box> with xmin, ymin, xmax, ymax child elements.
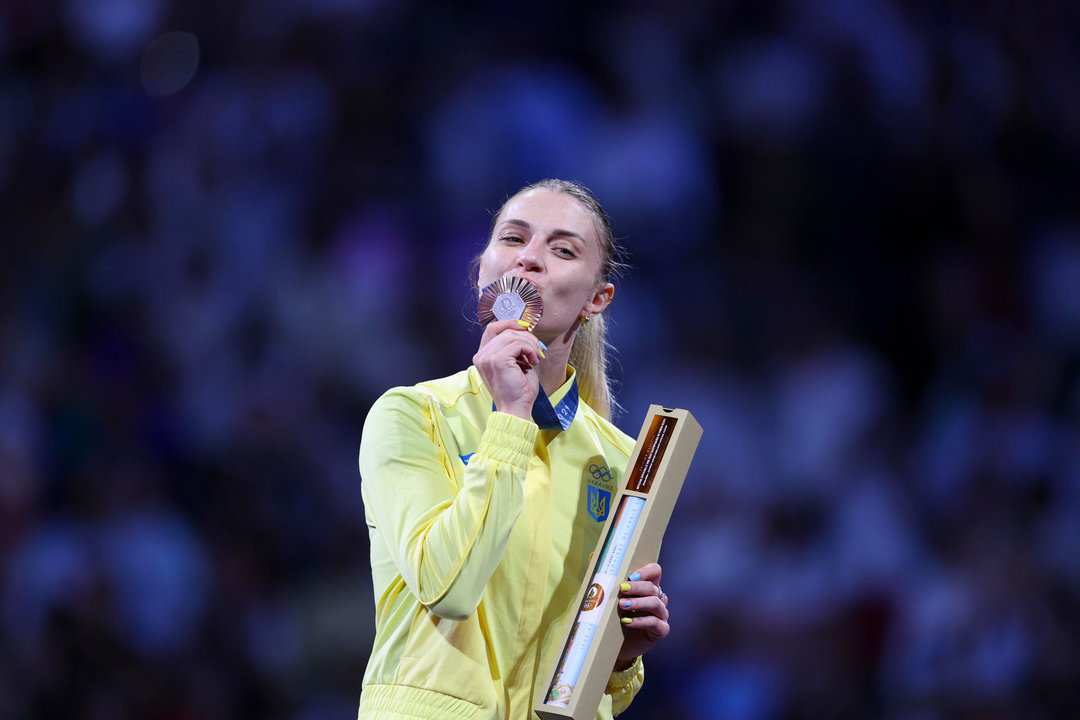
<box><xmin>587</xmin><ymin>463</ymin><xmax>613</xmax><ymax>521</ymax></box>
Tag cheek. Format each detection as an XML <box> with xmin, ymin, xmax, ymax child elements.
<box><xmin>548</xmin><ymin>277</ymin><xmax>597</xmax><ymax>315</ymax></box>
<box><xmin>476</xmin><ymin>251</ymin><xmax>497</xmax><ymax>287</ymax></box>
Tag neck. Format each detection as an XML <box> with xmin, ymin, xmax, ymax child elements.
<box><xmin>536</xmin><ymin>325</ymin><xmax>578</xmax><ymax>396</ymax></box>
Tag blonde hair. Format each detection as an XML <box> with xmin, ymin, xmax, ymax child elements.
<box><xmin>479</xmin><ymin>179</ymin><xmax>627</xmax><ymax>421</ymax></box>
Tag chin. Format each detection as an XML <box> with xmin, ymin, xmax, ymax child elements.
<box><xmin>537</xmin><ymin>322</ymin><xmax>573</xmax><ymax>343</ymax></box>
<box><xmin>532</xmin><ymin>324</ymin><xmax>555</xmax><ymax>341</ymax></box>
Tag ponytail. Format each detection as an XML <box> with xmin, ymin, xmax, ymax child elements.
<box><xmin>569</xmin><ymin>313</ymin><xmax>616</xmax><ymax>420</ymax></box>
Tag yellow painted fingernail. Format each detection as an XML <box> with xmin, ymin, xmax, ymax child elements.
<box><xmin>621</xmin><ymin>617</ymin><xmax>632</xmax><ymax>625</ymax></box>
<box><xmin>620</xmin><ymin>582</ymin><xmax>631</xmax><ymax>592</ymax></box>
<box><xmin>517</xmin><ymin>319</ymin><xmax>531</xmax><ymax>328</ymax></box>
<box><xmin>538</xmin><ymin>348</ymin><xmax>546</xmax><ymax>359</ymax></box>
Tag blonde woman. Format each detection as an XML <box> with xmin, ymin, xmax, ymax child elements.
<box><xmin>358</xmin><ymin>180</ymin><xmax>670</xmax><ymax>719</ymax></box>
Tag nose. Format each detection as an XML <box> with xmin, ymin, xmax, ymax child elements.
<box><xmin>514</xmin><ymin>236</ymin><xmax>544</xmax><ymax>274</ymax></box>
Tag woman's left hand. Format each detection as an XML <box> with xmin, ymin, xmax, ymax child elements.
<box><xmin>614</xmin><ymin>562</ymin><xmax>669</xmax><ymax>669</ymax></box>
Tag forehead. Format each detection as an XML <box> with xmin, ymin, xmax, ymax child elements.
<box><xmin>494</xmin><ymin>188</ymin><xmax>602</xmax><ymax>252</ymax></box>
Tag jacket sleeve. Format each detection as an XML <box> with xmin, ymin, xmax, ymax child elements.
<box><xmin>606</xmin><ymin>656</ymin><xmax>645</xmax><ymax>716</ymax></box>
<box><xmin>359</xmin><ymin>389</ymin><xmax>538</xmax><ymax>620</ymax></box>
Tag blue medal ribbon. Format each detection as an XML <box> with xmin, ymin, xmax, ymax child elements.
<box><xmin>531</xmin><ymin>375</ymin><xmax>578</xmax><ymax>431</ymax></box>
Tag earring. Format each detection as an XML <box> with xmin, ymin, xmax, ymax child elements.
<box><xmin>578</xmin><ymin>314</ymin><xmax>591</xmax><ymax>327</ymax></box>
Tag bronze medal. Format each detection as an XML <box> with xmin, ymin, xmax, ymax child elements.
<box><xmin>478</xmin><ymin>276</ymin><xmax>543</xmax><ymax>330</ymax></box>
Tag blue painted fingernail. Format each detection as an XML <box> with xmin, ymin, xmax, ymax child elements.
<box><xmin>537</xmin><ymin>339</ymin><xmax>548</xmax><ymax>352</ymax></box>
<box><xmin>622</xmin><ymin>599</ymin><xmax>632</xmax><ymax>608</ymax></box>
<box><xmin>629</xmin><ymin>572</ymin><xmax>641</xmax><ymax>582</ymax></box>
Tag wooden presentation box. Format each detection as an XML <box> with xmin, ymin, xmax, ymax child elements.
<box><xmin>535</xmin><ymin>405</ymin><xmax>702</xmax><ymax>720</ymax></box>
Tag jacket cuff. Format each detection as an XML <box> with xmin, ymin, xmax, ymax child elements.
<box><xmin>606</xmin><ymin>655</ymin><xmax>644</xmax><ymax>710</ymax></box>
<box><xmin>476</xmin><ymin>412</ymin><xmax>538</xmax><ymax>469</ymax></box>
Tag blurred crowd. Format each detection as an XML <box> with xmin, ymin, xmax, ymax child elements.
<box><xmin>2</xmin><ymin>0</ymin><xmax>1079</xmax><ymax>718</ymax></box>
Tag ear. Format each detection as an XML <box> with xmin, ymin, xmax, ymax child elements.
<box><xmin>583</xmin><ymin>282</ymin><xmax>614</xmax><ymax>316</ymax></box>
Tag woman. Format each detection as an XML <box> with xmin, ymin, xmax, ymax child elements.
<box><xmin>358</xmin><ymin>179</ymin><xmax>670</xmax><ymax>719</ymax></box>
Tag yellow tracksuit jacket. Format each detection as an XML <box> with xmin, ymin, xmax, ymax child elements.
<box><xmin>358</xmin><ymin>366</ymin><xmax>643</xmax><ymax>719</ymax></box>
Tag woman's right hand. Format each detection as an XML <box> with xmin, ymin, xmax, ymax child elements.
<box><xmin>473</xmin><ymin>319</ymin><xmax>543</xmax><ymax>420</ymax></box>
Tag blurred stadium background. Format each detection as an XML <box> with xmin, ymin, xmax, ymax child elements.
<box><xmin>1</xmin><ymin>0</ymin><xmax>1079</xmax><ymax>718</ymax></box>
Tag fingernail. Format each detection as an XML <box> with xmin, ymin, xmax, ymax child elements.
<box><xmin>537</xmin><ymin>339</ymin><xmax>548</xmax><ymax>352</ymax></box>
<box><xmin>621</xmin><ymin>617</ymin><xmax>632</xmax><ymax>625</ymax></box>
<box><xmin>622</xmin><ymin>599</ymin><xmax>632</xmax><ymax>609</ymax></box>
<box><xmin>629</xmin><ymin>572</ymin><xmax>641</xmax><ymax>582</ymax></box>
<box><xmin>517</xmin><ymin>319</ymin><xmax>531</xmax><ymax>328</ymax></box>
<box><xmin>538</xmin><ymin>348</ymin><xmax>546</xmax><ymax>359</ymax></box>
<box><xmin>620</xmin><ymin>582</ymin><xmax>631</xmax><ymax>592</ymax></box>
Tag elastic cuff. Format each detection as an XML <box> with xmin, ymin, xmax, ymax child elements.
<box><xmin>606</xmin><ymin>655</ymin><xmax>644</xmax><ymax>696</ymax></box>
<box><xmin>476</xmin><ymin>412</ymin><xmax>538</xmax><ymax>469</ymax></box>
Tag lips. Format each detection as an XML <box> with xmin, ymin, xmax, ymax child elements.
<box><xmin>505</xmin><ymin>273</ymin><xmax>541</xmax><ymax>291</ymax></box>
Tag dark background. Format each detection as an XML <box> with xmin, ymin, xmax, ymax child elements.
<box><xmin>2</xmin><ymin>0</ymin><xmax>1079</xmax><ymax>718</ymax></box>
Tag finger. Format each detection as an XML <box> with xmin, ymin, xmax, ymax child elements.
<box><xmin>627</xmin><ymin>563</ymin><xmax>662</xmax><ymax>585</ymax></box>
<box><xmin>617</xmin><ymin>595</ymin><xmax>669</xmax><ymax>622</ymax></box>
<box><xmin>504</xmin><ymin>337</ymin><xmax>544</xmax><ymax>368</ymax></box>
<box><xmin>479</xmin><ymin>318</ymin><xmax>537</xmax><ymax>349</ymax></box>
<box><xmin>618</xmin><ymin>580</ymin><xmax>661</xmax><ymax>599</ymax></box>
<box><xmin>618</xmin><ymin>615</ymin><xmax>670</xmax><ymax>639</ymax></box>
<box><xmin>476</xmin><ymin>325</ymin><xmax>543</xmax><ymax>359</ymax></box>
<box><xmin>474</xmin><ymin>332</ymin><xmax>543</xmax><ymax>368</ymax></box>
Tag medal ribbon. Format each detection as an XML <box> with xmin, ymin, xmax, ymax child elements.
<box><xmin>531</xmin><ymin>374</ymin><xmax>578</xmax><ymax>431</ymax></box>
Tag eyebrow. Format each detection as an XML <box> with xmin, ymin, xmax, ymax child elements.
<box><xmin>501</xmin><ymin>218</ymin><xmax>586</xmax><ymax>245</ymax></box>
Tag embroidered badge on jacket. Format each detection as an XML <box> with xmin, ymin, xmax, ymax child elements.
<box><xmin>586</xmin><ymin>462</ymin><xmax>616</xmax><ymax>522</ymax></box>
